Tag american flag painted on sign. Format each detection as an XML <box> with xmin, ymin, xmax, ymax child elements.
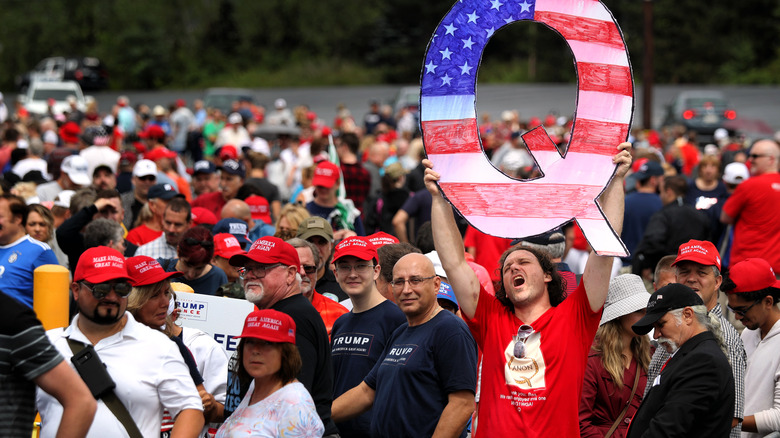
<box><xmin>421</xmin><ymin>0</ymin><xmax>633</xmax><ymax>257</ymax></box>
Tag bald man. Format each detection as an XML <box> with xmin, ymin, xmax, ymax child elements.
<box><xmin>221</xmin><ymin>198</ymin><xmax>274</xmax><ymax>243</ymax></box>
<box><xmin>721</xmin><ymin>139</ymin><xmax>780</xmax><ymax>271</ymax></box>
<box><xmin>332</xmin><ymin>253</ymin><xmax>477</xmax><ymax>438</ymax></box>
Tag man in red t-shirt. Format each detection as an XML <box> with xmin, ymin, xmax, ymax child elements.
<box><xmin>425</xmin><ymin>143</ymin><xmax>632</xmax><ymax>437</ymax></box>
<box><xmin>125</xmin><ymin>183</ymin><xmax>183</xmax><ymax>246</ymax></box>
<box><xmin>721</xmin><ymin>139</ymin><xmax>780</xmax><ymax>272</ymax></box>
<box><xmin>192</xmin><ymin>159</ymin><xmax>245</xmax><ymax>214</ymax></box>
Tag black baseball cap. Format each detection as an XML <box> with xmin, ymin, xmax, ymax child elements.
<box><xmin>631</xmin><ymin>283</ymin><xmax>704</xmax><ymax>335</ymax></box>
<box><xmin>193</xmin><ymin>160</ymin><xmax>217</xmax><ymax>175</ymax></box>
<box><xmin>147</xmin><ymin>183</ymin><xmax>184</xmax><ymax>201</ymax></box>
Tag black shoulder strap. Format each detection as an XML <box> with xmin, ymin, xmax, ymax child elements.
<box><xmin>66</xmin><ymin>338</ymin><xmax>144</xmax><ymax>438</ymax></box>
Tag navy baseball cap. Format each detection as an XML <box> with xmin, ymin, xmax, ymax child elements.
<box><xmin>193</xmin><ymin>160</ymin><xmax>217</xmax><ymax>175</ymax></box>
<box><xmin>220</xmin><ymin>159</ymin><xmax>246</xmax><ymax>178</ymax></box>
<box><xmin>147</xmin><ymin>183</ymin><xmax>184</xmax><ymax>200</ymax></box>
<box><xmin>212</xmin><ymin>218</ymin><xmax>251</xmax><ymax>246</ymax></box>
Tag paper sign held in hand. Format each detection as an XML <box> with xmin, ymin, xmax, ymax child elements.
<box><xmin>421</xmin><ymin>0</ymin><xmax>633</xmax><ymax>257</ymax></box>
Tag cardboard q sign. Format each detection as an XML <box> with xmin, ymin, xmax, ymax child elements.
<box><xmin>421</xmin><ymin>0</ymin><xmax>633</xmax><ymax>256</ymax></box>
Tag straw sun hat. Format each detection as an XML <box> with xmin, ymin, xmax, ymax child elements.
<box><xmin>600</xmin><ymin>274</ymin><xmax>651</xmax><ymax>326</ymax></box>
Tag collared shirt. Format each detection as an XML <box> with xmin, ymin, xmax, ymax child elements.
<box><xmin>36</xmin><ymin>313</ymin><xmax>202</xmax><ymax>438</ymax></box>
<box><xmin>645</xmin><ymin>303</ymin><xmax>746</xmax><ymax>438</ymax></box>
<box><xmin>135</xmin><ymin>233</ymin><xmax>177</xmax><ymax>260</ymax></box>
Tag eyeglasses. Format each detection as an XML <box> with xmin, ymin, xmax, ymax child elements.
<box><xmin>138</xmin><ymin>175</ymin><xmax>156</xmax><ymax>182</ymax></box>
<box><xmin>81</xmin><ymin>281</ymin><xmax>133</xmax><ymax>299</ymax></box>
<box><xmin>302</xmin><ymin>265</ymin><xmax>317</xmax><ymax>274</ymax></box>
<box><xmin>390</xmin><ymin>275</ymin><xmax>436</xmax><ymax>291</ymax></box>
<box><xmin>513</xmin><ymin>324</ymin><xmax>534</xmax><ymax>359</ymax></box>
<box><xmin>335</xmin><ymin>263</ymin><xmax>374</xmax><ymax>275</ymax></box>
<box><xmin>727</xmin><ymin>299</ymin><xmax>762</xmax><ymax>317</ymax></box>
<box><xmin>184</xmin><ymin>237</ymin><xmax>214</xmax><ymax>249</ymax></box>
<box><xmin>238</xmin><ymin>263</ymin><xmax>282</xmax><ymax>279</ymax></box>
<box><xmin>748</xmin><ymin>153</ymin><xmax>768</xmax><ymax>160</ymax></box>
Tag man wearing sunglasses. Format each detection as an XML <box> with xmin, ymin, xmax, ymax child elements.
<box><xmin>225</xmin><ymin>236</ymin><xmax>339</xmax><ymax>437</ymax></box>
<box><xmin>36</xmin><ymin>246</ymin><xmax>205</xmax><ymax>437</ymax></box>
<box><xmin>423</xmin><ymin>143</ymin><xmax>632</xmax><ymax>437</ymax></box>
<box><xmin>332</xmin><ymin>252</ymin><xmax>477</xmax><ymax>438</ymax></box>
<box><xmin>721</xmin><ymin>139</ymin><xmax>780</xmax><ymax>273</ymax></box>
<box><xmin>644</xmin><ymin>239</ymin><xmax>747</xmax><ymax>437</ymax></box>
<box><xmin>723</xmin><ymin>258</ymin><xmax>780</xmax><ymax>437</ymax></box>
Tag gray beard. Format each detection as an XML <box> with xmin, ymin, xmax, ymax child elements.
<box><xmin>657</xmin><ymin>337</ymin><xmax>679</xmax><ymax>354</ymax></box>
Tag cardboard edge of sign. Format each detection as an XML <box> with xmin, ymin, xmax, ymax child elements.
<box><xmin>419</xmin><ymin>0</ymin><xmax>633</xmax><ymax>258</ymax></box>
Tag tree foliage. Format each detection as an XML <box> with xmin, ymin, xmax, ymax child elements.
<box><xmin>0</xmin><ymin>0</ymin><xmax>777</xmax><ymax>90</ymax></box>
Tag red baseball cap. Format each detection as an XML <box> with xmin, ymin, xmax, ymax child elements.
<box><xmin>672</xmin><ymin>239</ymin><xmax>721</xmax><ymax>271</ymax></box>
<box><xmin>311</xmin><ymin>160</ymin><xmax>340</xmax><ymax>188</ymax></box>
<box><xmin>141</xmin><ymin>125</ymin><xmax>166</xmax><ymax>140</ymax></box>
<box><xmin>235</xmin><ymin>309</ymin><xmax>296</xmax><ymax>344</ymax></box>
<box><xmin>145</xmin><ymin>147</ymin><xmax>177</xmax><ymax>162</ymax></box>
<box><xmin>367</xmin><ymin>232</ymin><xmax>399</xmax><ymax>248</ymax></box>
<box><xmin>727</xmin><ymin>258</ymin><xmax>780</xmax><ymax>293</ymax></box>
<box><xmin>214</xmin><ymin>233</ymin><xmax>247</xmax><ymax>259</ymax></box>
<box><xmin>191</xmin><ymin>207</ymin><xmax>218</xmax><ymax>226</ymax></box>
<box><xmin>229</xmin><ymin>236</ymin><xmax>301</xmax><ymax>270</ymax></box>
<box><xmin>74</xmin><ymin>246</ymin><xmax>130</xmax><ymax>284</ymax></box>
<box><xmin>333</xmin><ymin>236</ymin><xmax>377</xmax><ymax>263</ymax></box>
<box><xmin>218</xmin><ymin>145</ymin><xmax>238</xmax><ymax>161</ymax></box>
<box><xmin>59</xmin><ymin>121</ymin><xmax>81</xmax><ymax>144</ymax></box>
<box><xmin>125</xmin><ymin>256</ymin><xmax>183</xmax><ymax>287</ymax></box>
<box><xmin>245</xmin><ymin>195</ymin><xmax>272</xmax><ymax>225</ymax></box>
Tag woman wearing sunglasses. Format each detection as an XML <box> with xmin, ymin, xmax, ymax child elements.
<box><xmin>126</xmin><ymin>255</ymin><xmax>229</xmax><ymax>435</ymax></box>
<box><xmin>579</xmin><ymin>274</ymin><xmax>651</xmax><ymax>438</ymax></box>
<box><xmin>158</xmin><ymin>226</ymin><xmax>228</xmax><ymax>295</ymax></box>
<box><xmin>217</xmin><ymin>309</ymin><xmax>324</xmax><ymax>437</ymax></box>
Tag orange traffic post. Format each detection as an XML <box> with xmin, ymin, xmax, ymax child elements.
<box><xmin>33</xmin><ymin>264</ymin><xmax>70</xmax><ymax>331</ymax></box>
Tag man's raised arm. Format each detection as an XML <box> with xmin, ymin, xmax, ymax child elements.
<box><xmin>583</xmin><ymin>142</ymin><xmax>632</xmax><ymax>312</ymax></box>
<box><xmin>424</xmin><ymin>159</ymin><xmax>481</xmax><ymax>319</ymax></box>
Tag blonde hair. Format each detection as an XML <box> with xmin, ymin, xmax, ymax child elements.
<box><xmin>127</xmin><ymin>280</ymin><xmax>174</xmax><ymax>336</ymax></box>
<box><xmin>592</xmin><ymin>319</ymin><xmax>651</xmax><ymax>388</ymax></box>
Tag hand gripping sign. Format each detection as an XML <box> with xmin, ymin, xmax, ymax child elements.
<box><xmin>421</xmin><ymin>0</ymin><xmax>633</xmax><ymax>256</ymax></box>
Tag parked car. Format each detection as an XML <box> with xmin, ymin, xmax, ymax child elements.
<box><xmin>662</xmin><ymin>90</ymin><xmax>737</xmax><ymax>140</ymax></box>
<box><xmin>15</xmin><ymin>56</ymin><xmax>108</xmax><ymax>91</ymax></box>
<box><xmin>20</xmin><ymin>80</ymin><xmax>87</xmax><ymax>117</ymax></box>
<box><xmin>394</xmin><ymin>85</ymin><xmax>420</xmax><ymax>116</ymax></box>
<box><xmin>203</xmin><ymin>88</ymin><xmax>255</xmax><ymax>114</ymax></box>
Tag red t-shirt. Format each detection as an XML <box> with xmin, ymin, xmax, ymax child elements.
<box><xmin>125</xmin><ymin>223</ymin><xmax>162</xmax><ymax>246</ymax></box>
<box><xmin>463</xmin><ymin>225</ymin><xmax>514</xmax><ymax>282</ymax></box>
<box><xmin>463</xmin><ymin>280</ymin><xmax>601</xmax><ymax>438</ymax></box>
<box><xmin>722</xmin><ymin>172</ymin><xmax>780</xmax><ymax>271</ymax></box>
<box><xmin>191</xmin><ymin>191</ymin><xmax>227</xmax><ymax>213</ymax></box>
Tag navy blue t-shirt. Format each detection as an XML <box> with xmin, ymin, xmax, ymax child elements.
<box><xmin>365</xmin><ymin>310</ymin><xmax>478</xmax><ymax>438</ymax></box>
<box><xmin>620</xmin><ymin>192</ymin><xmax>662</xmax><ymax>265</ymax></box>
<box><xmin>331</xmin><ymin>300</ymin><xmax>406</xmax><ymax>437</ymax></box>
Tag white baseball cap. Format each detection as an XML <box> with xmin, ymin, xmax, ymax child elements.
<box><xmin>133</xmin><ymin>159</ymin><xmax>158</xmax><ymax>178</ymax></box>
<box><xmin>723</xmin><ymin>162</ymin><xmax>749</xmax><ymax>185</ymax></box>
<box><xmin>228</xmin><ymin>112</ymin><xmax>243</xmax><ymax>124</ymax></box>
<box><xmin>61</xmin><ymin>155</ymin><xmax>91</xmax><ymax>186</ymax></box>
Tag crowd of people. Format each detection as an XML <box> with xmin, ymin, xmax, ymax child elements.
<box><xmin>1</xmin><ymin>92</ymin><xmax>779</xmax><ymax>438</ymax></box>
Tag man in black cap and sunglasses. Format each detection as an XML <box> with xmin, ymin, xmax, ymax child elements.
<box><xmin>36</xmin><ymin>246</ymin><xmax>205</xmax><ymax>437</ymax></box>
